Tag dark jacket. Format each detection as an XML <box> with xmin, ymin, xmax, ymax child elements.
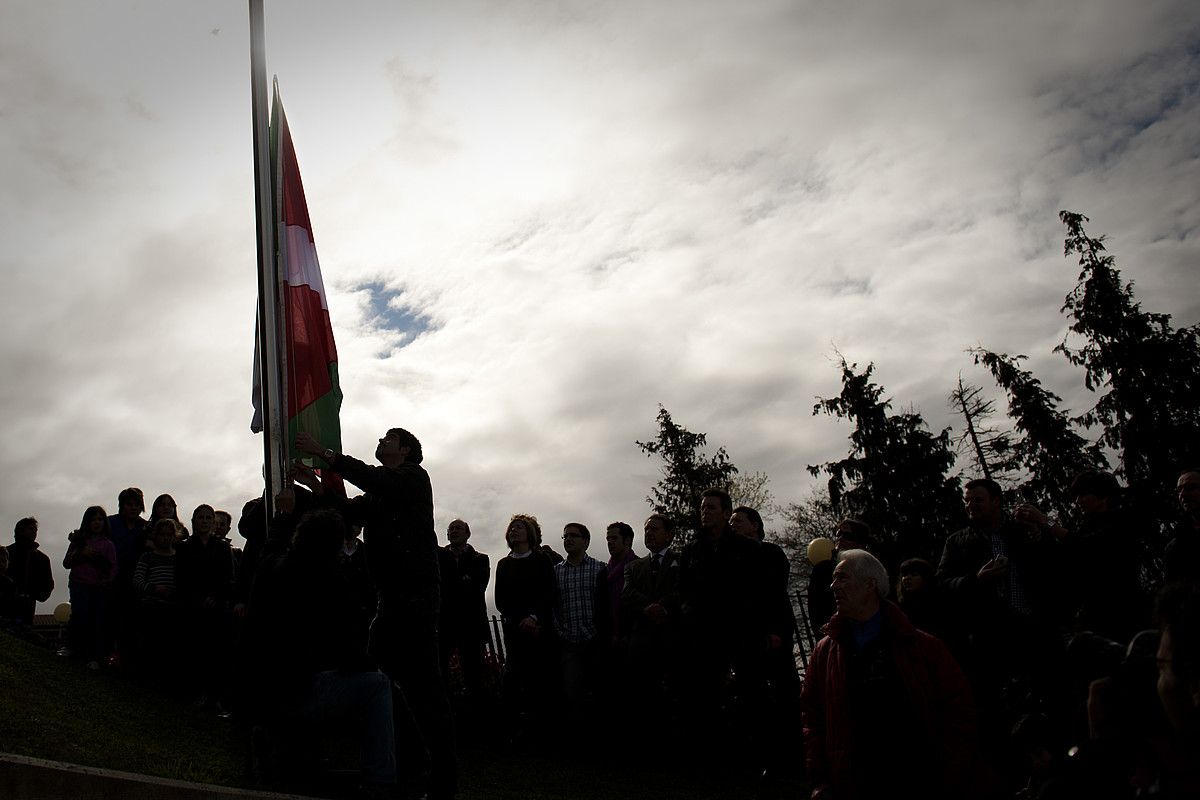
<box><xmin>0</xmin><ymin>575</ymin><xmax>18</xmax><ymax>622</ymax></box>
<box><xmin>807</xmin><ymin>558</ymin><xmax>835</xmax><ymax>633</ymax></box>
<box><xmin>249</xmin><ymin>547</ymin><xmax>372</xmax><ymax>704</ymax></box>
<box><xmin>937</xmin><ymin>518</ymin><xmax>1059</xmax><ymax>620</ymax></box>
<box><xmin>334</xmin><ymin>455</ymin><xmax>439</xmax><ymax>616</ymax></box>
<box><xmin>340</xmin><ymin>538</ymin><xmax>377</xmax><ymax>632</ymax></box>
<box><xmin>1063</xmin><ymin>509</ymin><xmax>1148</xmax><ymax>641</ymax></box>
<box><xmin>176</xmin><ymin>534</ymin><xmax>233</xmax><ymax>609</ymax></box>
<box><xmin>495</xmin><ymin>551</ymin><xmax>555</xmax><ymax>635</ymax></box>
<box><xmin>107</xmin><ymin>514</ymin><xmax>148</xmax><ymax>585</ymax></box>
<box><xmin>235</xmin><ymin>488</ymin><xmax>329</xmax><ymax>608</ymax></box>
<box><xmin>6</xmin><ymin>538</ymin><xmax>53</xmax><ymax>624</ymax></box>
<box><xmin>621</xmin><ymin>548</ymin><xmax>682</xmax><ymax>659</ymax></box>
<box><xmin>679</xmin><ymin>527</ymin><xmax>772</xmax><ymax>650</ymax></box>
<box><xmin>761</xmin><ymin>540</ymin><xmax>796</xmax><ymax>645</ymax></box>
<box><xmin>898</xmin><ymin>584</ymin><xmax>951</xmax><ymax>643</ymax></box>
<box><xmin>438</xmin><ymin>544</ymin><xmax>490</xmax><ymax>641</ymax></box>
<box><xmin>1163</xmin><ymin>520</ymin><xmax>1200</xmax><ymax>588</ymax></box>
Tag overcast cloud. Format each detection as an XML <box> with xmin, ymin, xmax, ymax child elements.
<box><xmin>2</xmin><ymin>0</ymin><xmax>1198</xmax><ymax>611</ymax></box>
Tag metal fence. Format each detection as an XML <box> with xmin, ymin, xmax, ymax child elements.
<box><xmin>483</xmin><ymin>596</ymin><xmax>820</xmax><ymax>684</ymax></box>
<box><xmin>791</xmin><ymin>590</ymin><xmax>819</xmax><ymax>682</ymax></box>
<box><xmin>30</xmin><ymin>615</ymin><xmax>67</xmax><ymax>648</ymax></box>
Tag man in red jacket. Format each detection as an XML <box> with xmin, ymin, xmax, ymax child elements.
<box><xmin>800</xmin><ymin>549</ymin><xmax>981</xmax><ymax>800</ymax></box>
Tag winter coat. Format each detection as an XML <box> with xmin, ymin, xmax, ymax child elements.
<box><xmin>799</xmin><ymin>601</ymin><xmax>979</xmax><ymax>800</ymax></box>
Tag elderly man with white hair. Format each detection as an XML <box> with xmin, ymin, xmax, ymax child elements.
<box><xmin>800</xmin><ymin>549</ymin><xmax>982</xmax><ymax>800</ymax></box>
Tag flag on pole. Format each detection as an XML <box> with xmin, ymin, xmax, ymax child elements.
<box><xmin>252</xmin><ymin>81</ymin><xmax>343</xmax><ymax>491</ymax></box>
<box><xmin>248</xmin><ymin>0</ymin><xmax>286</xmax><ymax>514</ymax></box>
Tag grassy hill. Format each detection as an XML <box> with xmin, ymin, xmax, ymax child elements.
<box><xmin>0</xmin><ymin>629</ymin><xmax>806</xmax><ymax>799</ymax></box>
<box><xmin>0</xmin><ymin>630</ymin><xmax>246</xmax><ymax>786</ymax></box>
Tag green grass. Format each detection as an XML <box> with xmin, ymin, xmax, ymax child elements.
<box><xmin>0</xmin><ymin>629</ymin><xmax>807</xmax><ymax>798</ymax></box>
<box><xmin>0</xmin><ymin>630</ymin><xmax>246</xmax><ymax>786</ymax></box>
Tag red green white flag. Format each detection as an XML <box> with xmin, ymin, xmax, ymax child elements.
<box><xmin>252</xmin><ymin>84</ymin><xmax>343</xmax><ymax>488</ymax></box>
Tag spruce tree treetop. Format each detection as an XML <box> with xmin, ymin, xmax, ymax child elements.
<box><xmin>1056</xmin><ymin>211</ymin><xmax>1200</xmax><ymax>526</ymax></box>
<box><xmin>970</xmin><ymin>348</ymin><xmax>1106</xmax><ymax>521</ymax></box>
<box><xmin>636</xmin><ymin>405</ymin><xmax>738</xmax><ymax>544</ymax></box>
<box><xmin>808</xmin><ymin>358</ymin><xmax>964</xmax><ymax>563</ymax></box>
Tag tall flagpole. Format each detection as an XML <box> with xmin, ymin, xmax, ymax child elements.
<box><xmin>250</xmin><ymin>0</ymin><xmax>287</xmax><ymax>517</ymax></box>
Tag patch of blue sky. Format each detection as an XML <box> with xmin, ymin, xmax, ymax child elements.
<box><xmin>1037</xmin><ymin>41</ymin><xmax>1200</xmax><ymax>169</ymax></box>
<box><xmin>357</xmin><ymin>280</ymin><xmax>435</xmax><ymax>344</ymax></box>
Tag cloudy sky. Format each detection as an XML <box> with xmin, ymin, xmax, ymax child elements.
<box><xmin>3</xmin><ymin>0</ymin><xmax>1198</xmax><ymax>612</ymax></box>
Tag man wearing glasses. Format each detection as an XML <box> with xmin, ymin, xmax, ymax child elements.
<box><xmin>553</xmin><ymin>522</ymin><xmax>606</xmax><ymax>729</ymax></box>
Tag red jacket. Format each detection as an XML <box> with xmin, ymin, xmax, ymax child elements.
<box><xmin>799</xmin><ymin>601</ymin><xmax>980</xmax><ymax>799</ymax></box>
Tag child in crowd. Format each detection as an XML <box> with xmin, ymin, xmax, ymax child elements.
<box><xmin>61</xmin><ymin>506</ymin><xmax>118</xmax><ymax>670</ymax></box>
<box><xmin>132</xmin><ymin>518</ymin><xmax>181</xmax><ymax>679</ymax></box>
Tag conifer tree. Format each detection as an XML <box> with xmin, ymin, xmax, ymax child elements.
<box><xmin>636</xmin><ymin>405</ymin><xmax>738</xmax><ymax>543</ymax></box>
<box><xmin>1056</xmin><ymin>211</ymin><xmax>1200</xmax><ymax>524</ymax></box>
<box><xmin>808</xmin><ymin>358</ymin><xmax>964</xmax><ymax>561</ymax></box>
<box><xmin>971</xmin><ymin>348</ymin><xmax>1106</xmax><ymax>520</ymax></box>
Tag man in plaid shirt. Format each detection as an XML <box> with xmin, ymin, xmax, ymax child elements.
<box><xmin>553</xmin><ymin>522</ymin><xmax>606</xmax><ymax>725</ymax></box>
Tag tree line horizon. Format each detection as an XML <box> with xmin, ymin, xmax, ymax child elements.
<box><xmin>637</xmin><ymin>211</ymin><xmax>1200</xmax><ymax>587</ymax></box>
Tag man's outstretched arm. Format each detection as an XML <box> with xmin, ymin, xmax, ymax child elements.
<box><xmin>295</xmin><ymin>431</ymin><xmax>409</xmax><ymax>497</ymax></box>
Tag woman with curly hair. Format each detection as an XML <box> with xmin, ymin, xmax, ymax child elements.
<box><xmin>62</xmin><ymin>506</ymin><xmax>118</xmax><ymax>669</ymax></box>
<box><xmin>494</xmin><ymin>513</ymin><xmax>557</xmax><ymax>740</ymax></box>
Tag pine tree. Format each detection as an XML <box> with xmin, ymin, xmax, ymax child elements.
<box><xmin>971</xmin><ymin>348</ymin><xmax>1106</xmax><ymax>520</ymax></box>
<box><xmin>636</xmin><ymin>405</ymin><xmax>738</xmax><ymax>543</ymax></box>
<box><xmin>808</xmin><ymin>358</ymin><xmax>964</xmax><ymax>562</ymax></box>
<box><xmin>1056</xmin><ymin>211</ymin><xmax>1200</xmax><ymax>524</ymax></box>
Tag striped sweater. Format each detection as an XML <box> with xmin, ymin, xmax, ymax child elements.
<box><xmin>133</xmin><ymin>551</ymin><xmax>177</xmax><ymax>603</ymax></box>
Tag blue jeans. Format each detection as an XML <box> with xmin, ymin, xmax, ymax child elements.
<box><xmin>373</xmin><ymin>612</ymin><xmax>457</xmax><ymax>800</ymax></box>
<box><xmin>67</xmin><ymin>582</ymin><xmax>110</xmax><ymax>662</ymax></box>
<box><xmin>290</xmin><ymin>670</ymin><xmax>397</xmax><ymax>785</ymax></box>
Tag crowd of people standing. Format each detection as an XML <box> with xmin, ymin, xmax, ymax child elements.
<box><xmin>801</xmin><ymin>470</ymin><xmax>1200</xmax><ymax>799</ymax></box>
<box><xmin>2</xmin><ymin>492</ymin><xmax>241</xmax><ymax>691</ymax></box>
<box><xmin>3</xmin><ymin>430</ymin><xmax>1199</xmax><ymax>800</ymax></box>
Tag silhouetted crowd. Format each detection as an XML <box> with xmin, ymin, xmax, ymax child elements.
<box><xmin>3</xmin><ymin>431</ymin><xmax>1199</xmax><ymax>800</ymax></box>
<box><xmin>802</xmin><ymin>470</ymin><xmax>1200</xmax><ymax>800</ymax></box>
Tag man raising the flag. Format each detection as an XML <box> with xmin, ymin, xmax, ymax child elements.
<box><xmin>295</xmin><ymin>428</ymin><xmax>456</xmax><ymax>800</ymax></box>
<box><xmin>248</xmin><ymin>15</ymin><xmax>450</xmax><ymax>791</ymax></box>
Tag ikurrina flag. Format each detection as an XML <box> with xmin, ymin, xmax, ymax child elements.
<box><xmin>252</xmin><ymin>85</ymin><xmax>343</xmax><ymax>488</ymax></box>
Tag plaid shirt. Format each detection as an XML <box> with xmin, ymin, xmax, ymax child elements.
<box><xmin>989</xmin><ymin>529</ymin><xmax>1030</xmax><ymax>615</ymax></box>
<box><xmin>553</xmin><ymin>554</ymin><xmax>604</xmax><ymax>643</ymax></box>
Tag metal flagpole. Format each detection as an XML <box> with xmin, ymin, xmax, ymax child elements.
<box><xmin>271</xmin><ymin>77</ymin><xmax>291</xmax><ymax>484</ymax></box>
<box><xmin>249</xmin><ymin>0</ymin><xmax>287</xmax><ymax>518</ymax></box>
